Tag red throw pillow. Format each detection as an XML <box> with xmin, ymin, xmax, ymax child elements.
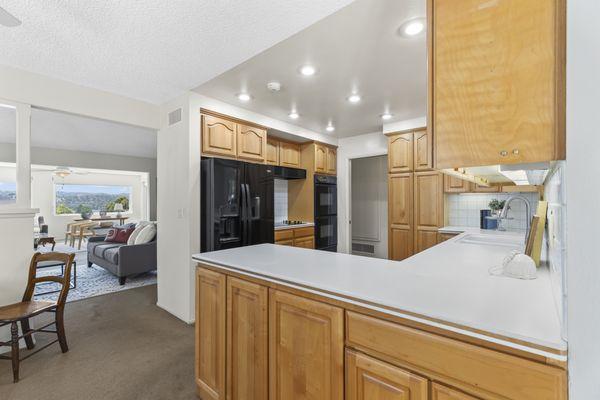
<box><xmin>106</xmin><ymin>227</ymin><xmax>135</xmax><ymax>243</ymax></box>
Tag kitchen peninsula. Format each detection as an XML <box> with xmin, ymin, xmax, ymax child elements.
<box><xmin>193</xmin><ymin>231</ymin><xmax>567</xmax><ymax>400</ymax></box>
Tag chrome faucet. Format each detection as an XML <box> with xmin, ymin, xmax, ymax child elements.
<box><xmin>498</xmin><ymin>195</ymin><xmax>532</xmax><ymax>234</ymax></box>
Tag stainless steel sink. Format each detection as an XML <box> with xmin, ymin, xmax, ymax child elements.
<box><xmin>456</xmin><ymin>233</ymin><xmax>524</xmax><ymax>249</ymax></box>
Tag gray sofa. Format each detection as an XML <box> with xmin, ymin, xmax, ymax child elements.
<box><xmin>87</xmin><ymin>236</ymin><xmax>157</xmax><ymax>285</ymax></box>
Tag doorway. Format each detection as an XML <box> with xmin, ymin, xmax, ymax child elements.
<box><xmin>350</xmin><ymin>155</ymin><xmax>388</xmax><ymax>258</ymax></box>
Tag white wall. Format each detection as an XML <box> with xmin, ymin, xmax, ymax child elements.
<box><xmin>383</xmin><ymin>116</ymin><xmax>427</xmax><ymax>134</ymax></box>
<box><xmin>337</xmin><ymin>131</ymin><xmax>388</xmax><ymax>254</ymax></box>
<box><xmin>351</xmin><ymin>155</ymin><xmax>388</xmax><ymax>258</ymax></box>
<box><xmin>566</xmin><ymin>1</ymin><xmax>600</xmax><ymax>398</ymax></box>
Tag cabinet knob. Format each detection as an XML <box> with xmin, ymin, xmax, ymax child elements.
<box><xmin>512</xmin><ymin>149</ymin><xmax>520</xmax><ymax>155</ymax></box>
<box><xmin>499</xmin><ymin>150</ymin><xmax>508</xmax><ymax>157</ymax></box>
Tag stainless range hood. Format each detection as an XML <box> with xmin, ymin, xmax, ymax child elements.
<box><xmin>442</xmin><ymin>162</ymin><xmax>552</xmax><ymax>186</ymax></box>
<box><xmin>273</xmin><ymin>166</ymin><xmax>306</xmax><ymax>180</ymax></box>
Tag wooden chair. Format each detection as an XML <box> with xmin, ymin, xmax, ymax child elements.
<box><xmin>0</xmin><ymin>252</ymin><xmax>75</xmax><ymax>383</ymax></box>
<box><xmin>64</xmin><ymin>221</ymin><xmax>85</xmax><ymax>245</ymax></box>
<box><xmin>75</xmin><ymin>221</ymin><xmax>99</xmax><ymax>250</ymax></box>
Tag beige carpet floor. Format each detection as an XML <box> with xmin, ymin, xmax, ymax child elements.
<box><xmin>0</xmin><ymin>285</ymin><xmax>196</xmax><ymax>399</ymax></box>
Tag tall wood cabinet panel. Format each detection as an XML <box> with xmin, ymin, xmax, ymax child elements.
<box><xmin>388</xmin><ymin>132</ymin><xmax>413</xmax><ymax>173</ymax></box>
<box><xmin>432</xmin><ymin>383</ymin><xmax>480</xmax><ymax>400</ymax></box>
<box><xmin>315</xmin><ymin>144</ymin><xmax>328</xmax><ymax>173</ymax></box>
<box><xmin>388</xmin><ymin>173</ymin><xmax>413</xmax><ymax>260</ymax></box>
<box><xmin>269</xmin><ymin>289</ymin><xmax>344</xmax><ymax>400</ymax></box>
<box><xmin>202</xmin><ymin>115</ymin><xmax>237</xmax><ymax>158</ymax></box>
<box><xmin>196</xmin><ymin>268</ymin><xmax>226</xmax><ymax>400</ymax></box>
<box><xmin>266</xmin><ymin>137</ymin><xmax>280</xmax><ymax>165</ymax></box>
<box><xmin>226</xmin><ymin>277</ymin><xmax>268</xmax><ymax>400</ymax></box>
<box><xmin>237</xmin><ymin>124</ymin><xmax>267</xmax><ymax>163</ymax></box>
<box><xmin>431</xmin><ymin>0</ymin><xmax>566</xmax><ymax>168</ymax></box>
<box><xmin>415</xmin><ymin>172</ymin><xmax>444</xmax><ymax>253</ymax></box>
<box><xmin>413</xmin><ymin>129</ymin><xmax>432</xmax><ymax>171</ymax></box>
<box><xmin>326</xmin><ymin>146</ymin><xmax>337</xmax><ymax>174</ymax></box>
<box><xmin>279</xmin><ymin>141</ymin><xmax>301</xmax><ymax>168</ymax></box>
<box><xmin>346</xmin><ymin>350</ymin><xmax>428</xmax><ymax>400</ymax></box>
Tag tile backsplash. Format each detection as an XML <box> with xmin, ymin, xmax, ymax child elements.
<box><xmin>274</xmin><ymin>179</ymin><xmax>288</xmax><ymax>223</ymax></box>
<box><xmin>447</xmin><ymin>192</ymin><xmax>540</xmax><ymax>231</ymax></box>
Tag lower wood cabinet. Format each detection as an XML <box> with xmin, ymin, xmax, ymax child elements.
<box><xmin>346</xmin><ymin>350</ymin><xmax>428</xmax><ymax>400</ymax></box>
<box><xmin>275</xmin><ymin>227</ymin><xmax>315</xmax><ymax>249</ymax></box>
<box><xmin>269</xmin><ymin>289</ymin><xmax>344</xmax><ymax>400</ymax></box>
<box><xmin>226</xmin><ymin>277</ymin><xmax>268</xmax><ymax>400</ymax></box>
<box><xmin>432</xmin><ymin>383</ymin><xmax>480</xmax><ymax>400</ymax></box>
<box><xmin>196</xmin><ymin>268</ymin><xmax>226</xmax><ymax>400</ymax></box>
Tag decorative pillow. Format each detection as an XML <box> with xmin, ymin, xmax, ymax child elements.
<box><xmin>106</xmin><ymin>227</ymin><xmax>135</xmax><ymax>243</ymax></box>
<box><xmin>127</xmin><ymin>221</ymin><xmax>152</xmax><ymax>245</ymax></box>
<box><xmin>133</xmin><ymin>223</ymin><xmax>156</xmax><ymax>245</ymax></box>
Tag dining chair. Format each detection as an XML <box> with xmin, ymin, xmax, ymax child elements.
<box><xmin>0</xmin><ymin>252</ymin><xmax>75</xmax><ymax>383</ymax></box>
<box><xmin>76</xmin><ymin>221</ymin><xmax>99</xmax><ymax>249</ymax></box>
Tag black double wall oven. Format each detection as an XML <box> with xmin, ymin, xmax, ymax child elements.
<box><xmin>314</xmin><ymin>174</ymin><xmax>337</xmax><ymax>252</ymax></box>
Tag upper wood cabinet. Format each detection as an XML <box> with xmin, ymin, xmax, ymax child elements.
<box><xmin>430</xmin><ymin>0</ymin><xmax>566</xmax><ymax>168</ymax></box>
<box><xmin>444</xmin><ymin>175</ymin><xmax>470</xmax><ymax>193</ymax></box>
<box><xmin>237</xmin><ymin>124</ymin><xmax>267</xmax><ymax>163</ymax></box>
<box><xmin>414</xmin><ymin>171</ymin><xmax>443</xmax><ymax>253</ymax></box>
<box><xmin>279</xmin><ymin>141</ymin><xmax>301</xmax><ymax>168</ymax></box>
<box><xmin>388</xmin><ymin>132</ymin><xmax>413</xmax><ymax>173</ymax></box>
<box><xmin>346</xmin><ymin>350</ymin><xmax>428</xmax><ymax>400</ymax></box>
<box><xmin>226</xmin><ymin>277</ymin><xmax>268</xmax><ymax>400</ymax></box>
<box><xmin>269</xmin><ymin>289</ymin><xmax>344</xmax><ymax>400</ymax></box>
<box><xmin>326</xmin><ymin>146</ymin><xmax>337</xmax><ymax>174</ymax></box>
<box><xmin>266</xmin><ymin>137</ymin><xmax>280</xmax><ymax>166</ymax></box>
<box><xmin>202</xmin><ymin>115</ymin><xmax>237</xmax><ymax>159</ymax></box>
<box><xmin>196</xmin><ymin>268</ymin><xmax>226</xmax><ymax>400</ymax></box>
<box><xmin>315</xmin><ymin>144</ymin><xmax>328</xmax><ymax>173</ymax></box>
<box><xmin>413</xmin><ymin>129</ymin><xmax>432</xmax><ymax>171</ymax></box>
<box><xmin>470</xmin><ymin>182</ymin><xmax>500</xmax><ymax>193</ymax></box>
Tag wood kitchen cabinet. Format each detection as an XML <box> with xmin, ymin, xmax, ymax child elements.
<box><xmin>315</xmin><ymin>143</ymin><xmax>328</xmax><ymax>173</ymax></box>
<box><xmin>279</xmin><ymin>140</ymin><xmax>301</xmax><ymax>168</ymax></box>
<box><xmin>202</xmin><ymin>115</ymin><xmax>237</xmax><ymax>159</ymax></box>
<box><xmin>237</xmin><ymin>124</ymin><xmax>267</xmax><ymax>163</ymax></box>
<box><xmin>444</xmin><ymin>175</ymin><xmax>469</xmax><ymax>193</ymax></box>
<box><xmin>430</xmin><ymin>0</ymin><xmax>566</xmax><ymax>168</ymax></box>
<box><xmin>196</xmin><ymin>268</ymin><xmax>226</xmax><ymax>400</ymax></box>
<box><xmin>326</xmin><ymin>146</ymin><xmax>337</xmax><ymax>174</ymax></box>
<box><xmin>413</xmin><ymin>128</ymin><xmax>432</xmax><ymax>171</ymax></box>
<box><xmin>269</xmin><ymin>289</ymin><xmax>344</xmax><ymax>400</ymax></box>
<box><xmin>388</xmin><ymin>173</ymin><xmax>413</xmax><ymax>260</ymax></box>
<box><xmin>438</xmin><ymin>232</ymin><xmax>458</xmax><ymax>243</ymax></box>
<box><xmin>432</xmin><ymin>383</ymin><xmax>480</xmax><ymax>400</ymax></box>
<box><xmin>275</xmin><ymin>227</ymin><xmax>315</xmax><ymax>249</ymax></box>
<box><xmin>414</xmin><ymin>171</ymin><xmax>444</xmax><ymax>253</ymax></box>
<box><xmin>346</xmin><ymin>350</ymin><xmax>428</xmax><ymax>400</ymax></box>
<box><xmin>470</xmin><ymin>182</ymin><xmax>500</xmax><ymax>193</ymax></box>
<box><xmin>266</xmin><ymin>137</ymin><xmax>280</xmax><ymax>165</ymax></box>
<box><xmin>226</xmin><ymin>277</ymin><xmax>268</xmax><ymax>400</ymax></box>
<box><xmin>388</xmin><ymin>132</ymin><xmax>413</xmax><ymax>173</ymax></box>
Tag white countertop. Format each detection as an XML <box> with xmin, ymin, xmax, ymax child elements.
<box><xmin>274</xmin><ymin>222</ymin><xmax>315</xmax><ymax>231</ymax></box>
<box><xmin>193</xmin><ymin>231</ymin><xmax>566</xmax><ymax>359</ymax></box>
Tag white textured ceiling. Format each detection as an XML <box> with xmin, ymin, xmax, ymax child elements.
<box><xmin>0</xmin><ymin>0</ymin><xmax>355</xmax><ymax>104</ymax></box>
<box><xmin>194</xmin><ymin>0</ymin><xmax>427</xmax><ymax>137</ymax></box>
<box><xmin>0</xmin><ymin>107</ymin><xmax>157</xmax><ymax>158</ymax></box>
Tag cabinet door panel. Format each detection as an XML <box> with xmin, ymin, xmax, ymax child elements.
<box><xmin>294</xmin><ymin>236</ymin><xmax>315</xmax><ymax>249</ymax></box>
<box><xmin>275</xmin><ymin>239</ymin><xmax>294</xmax><ymax>246</ymax></box>
<box><xmin>389</xmin><ymin>173</ymin><xmax>413</xmax><ymax>260</ymax></box>
<box><xmin>390</xmin><ymin>228</ymin><xmax>413</xmax><ymax>261</ymax></box>
<box><xmin>202</xmin><ymin>115</ymin><xmax>237</xmax><ymax>158</ymax></box>
<box><xmin>346</xmin><ymin>350</ymin><xmax>428</xmax><ymax>400</ymax></box>
<box><xmin>196</xmin><ymin>268</ymin><xmax>226</xmax><ymax>400</ymax></box>
<box><xmin>444</xmin><ymin>175</ymin><xmax>469</xmax><ymax>193</ymax></box>
<box><xmin>413</xmin><ymin>129</ymin><xmax>432</xmax><ymax>171</ymax></box>
<box><xmin>326</xmin><ymin>147</ymin><xmax>337</xmax><ymax>175</ymax></box>
<box><xmin>269</xmin><ymin>290</ymin><xmax>344</xmax><ymax>400</ymax></box>
<box><xmin>416</xmin><ymin>230</ymin><xmax>439</xmax><ymax>253</ymax></box>
<box><xmin>388</xmin><ymin>133</ymin><xmax>413</xmax><ymax>173</ymax></box>
<box><xmin>280</xmin><ymin>142</ymin><xmax>301</xmax><ymax>167</ymax></box>
<box><xmin>237</xmin><ymin>124</ymin><xmax>267</xmax><ymax>163</ymax></box>
<box><xmin>267</xmin><ymin>138</ymin><xmax>280</xmax><ymax>165</ymax></box>
<box><xmin>432</xmin><ymin>383</ymin><xmax>480</xmax><ymax>400</ymax></box>
<box><xmin>315</xmin><ymin>144</ymin><xmax>327</xmax><ymax>173</ymax></box>
<box><xmin>433</xmin><ymin>0</ymin><xmax>563</xmax><ymax>168</ymax></box>
<box><xmin>415</xmin><ymin>172</ymin><xmax>443</xmax><ymax>254</ymax></box>
<box><xmin>470</xmin><ymin>183</ymin><xmax>500</xmax><ymax>193</ymax></box>
<box><xmin>226</xmin><ymin>277</ymin><xmax>268</xmax><ymax>400</ymax></box>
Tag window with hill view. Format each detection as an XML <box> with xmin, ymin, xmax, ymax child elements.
<box><xmin>0</xmin><ymin>182</ymin><xmax>16</xmax><ymax>205</ymax></box>
<box><xmin>54</xmin><ymin>184</ymin><xmax>132</xmax><ymax>215</ymax></box>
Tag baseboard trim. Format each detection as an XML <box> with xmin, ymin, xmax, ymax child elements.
<box><xmin>156</xmin><ymin>302</ymin><xmax>195</xmax><ymax>325</ymax></box>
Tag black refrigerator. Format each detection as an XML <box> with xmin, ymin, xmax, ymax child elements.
<box><xmin>201</xmin><ymin>157</ymin><xmax>274</xmax><ymax>252</ymax></box>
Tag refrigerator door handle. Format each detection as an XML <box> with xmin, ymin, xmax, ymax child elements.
<box><xmin>244</xmin><ymin>184</ymin><xmax>253</xmax><ymax>244</ymax></box>
<box><xmin>240</xmin><ymin>183</ymin><xmax>247</xmax><ymax>246</ymax></box>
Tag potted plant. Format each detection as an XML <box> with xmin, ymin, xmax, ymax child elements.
<box><xmin>488</xmin><ymin>199</ymin><xmax>507</xmax><ymax>216</ymax></box>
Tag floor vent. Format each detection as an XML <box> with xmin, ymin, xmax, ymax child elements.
<box><xmin>352</xmin><ymin>243</ymin><xmax>375</xmax><ymax>254</ymax></box>
<box><xmin>168</xmin><ymin>108</ymin><xmax>182</xmax><ymax>126</ymax></box>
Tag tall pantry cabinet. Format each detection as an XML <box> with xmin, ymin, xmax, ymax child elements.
<box><xmin>388</xmin><ymin>128</ymin><xmax>443</xmax><ymax>260</ymax></box>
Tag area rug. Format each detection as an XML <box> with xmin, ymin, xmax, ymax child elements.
<box><xmin>34</xmin><ymin>244</ymin><xmax>157</xmax><ymax>302</ymax></box>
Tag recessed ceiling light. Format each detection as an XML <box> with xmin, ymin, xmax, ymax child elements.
<box><xmin>289</xmin><ymin>111</ymin><xmax>299</xmax><ymax>119</ymax></box>
<box><xmin>347</xmin><ymin>94</ymin><xmax>361</xmax><ymax>103</ymax></box>
<box><xmin>299</xmin><ymin>65</ymin><xmax>316</xmax><ymax>76</ymax></box>
<box><xmin>237</xmin><ymin>93</ymin><xmax>251</xmax><ymax>102</ymax></box>
<box><xmin>381</xmin><ymin>113</ymin><xmax>393</xmax><ymax>120</ymax></box>
<box><xmin>326</xmin><ymin>124</ymin><xmax>335</xmax><ymax>132</ymax></box>
<box><xmin>398</xmin><ymin>18</ymin><xmax>425</xmax><ymax>38</ymax></box>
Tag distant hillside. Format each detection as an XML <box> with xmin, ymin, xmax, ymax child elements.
<box><xmin>56</xmin><ymin>191</ymin><xmax>129</xmax><ymax>213</ymax></box>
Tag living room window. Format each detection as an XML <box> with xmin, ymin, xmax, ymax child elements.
<box><xmin>54</xmin><ymin>183</ymin><xmax>132</xmax><ymax>215</ymax></box>
<box><xmin>0</xmin><ymin>180</ymin><xmax>16</xmax><ymax>205</ymax></box>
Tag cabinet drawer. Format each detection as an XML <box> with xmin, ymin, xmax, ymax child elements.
<box><xmin>293</xmin><ymin>227</ymin><xmax>314</xmax><ymax>238</ymax></box>
<box><xmin>274</xmin><ymin>230</ymin><xmax>294</xmax><ymax>241</ymax></box>
<box><xmin>346</xmin><ymin>311</ymin><xmax>566</xmax><ymax>400</ymax></box>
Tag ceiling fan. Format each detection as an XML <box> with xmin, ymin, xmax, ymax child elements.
<box><xmin>0</xmin><ymin>6</ymin><xmax>21</xmax><ymax>27</ymax></box>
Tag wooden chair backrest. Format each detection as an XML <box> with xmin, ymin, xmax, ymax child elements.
<box><xmin>22</xmin><ymin>252</ymin><xmax>75</xmax><ymax>308</ymax></box>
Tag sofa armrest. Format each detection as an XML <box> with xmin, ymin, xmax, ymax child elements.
<box><xmin>118</xmin><ymin>241</ymin><xmax>157</xmax><ymax>273</ymax></box>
